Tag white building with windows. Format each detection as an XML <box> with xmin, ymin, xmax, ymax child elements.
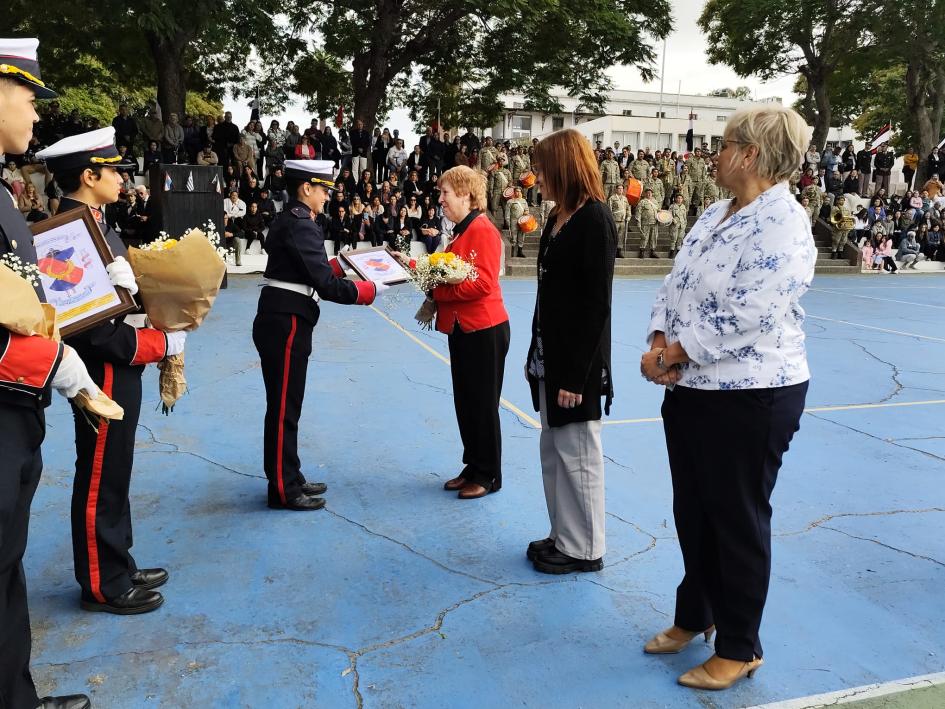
<box><xmin>490</xmin><ymin>88</ymin><xmax>784</xmax><ymax>153</ymax></box>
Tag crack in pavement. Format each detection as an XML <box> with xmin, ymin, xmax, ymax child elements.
<box><xmin>135</xmin><ymin>424</ymin><xmax>264</xmax><ymax>480</ymax></box>
<box><xmin>775</xmin><ymin>507</ymin><xmax>945</xmax><ymax>537</ymax></box>
<box><xmin>820</xmin><ymin>524</ymin><xmax>945</xmax><ymax>568</ymax></box>
<box><xmin>401</xmin><ymin>370</ymin><xmax>449</xmax><ymax>395</ymax></box>
<box><xmin>603</xmin><ymin>511</ymin><xmax>659</xmax><ymax>568</ymax></box>
<box><xmin>850</xmin><ymin>340</ymin><xmax>903</xmax><ymax>403</ymax></box>
<box><xmin>807</xmin><ymin>412</ymin><xmax>945</xmax><ymax>463</ymax></box>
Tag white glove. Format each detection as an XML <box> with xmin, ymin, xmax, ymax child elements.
<box><xmin>374</xmin><ymin>282</ymin><xmax>391</xmax><ymax>297</ymax></box>
<box><xmin>106</xmin><ymin>256</ymin><xmax>138</xmax><ymax>295</ymax></box>
<box><xmin>51</xmin><ymin>345</ymin><xmax>100</xmax><ymax>399</ymax></box>
<box><xmin>165</xmin><ymin>331</ymin><xmax>187</xmax><ymax>356</ymax></box>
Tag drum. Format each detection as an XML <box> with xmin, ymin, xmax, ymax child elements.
<box><xmin>625</xmin><ymin>177</ymin><xmax>643</xmax><ymax>206</ymax></box>
<box><xmin>517</xmin><ymin>214</ymin><xmax>538</xmax><ymax>234</ymax></box>
<box><xmin>656</xmin><ymin>209</ymin><xmax>673</xmax><ymax>225</ymax></box>
<box><xmin>519</xmin><ymin>171</ymin><xmax>537</xmax><ymax>188</ymax></box>
<box><xmin>502</xmin><ymin>186</ymin><xmax>516</xmax><ymax>200</ymax></box>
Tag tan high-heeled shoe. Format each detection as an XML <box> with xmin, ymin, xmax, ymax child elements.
<box><xmin>677</xmin><ymin>655</ymin><xmax>763</xmax><ymax>690</ymax></box>
<box><xmin>644</xmin><ymin>625</ymin><xmax>714</xmax><ymax>654</ymax></box>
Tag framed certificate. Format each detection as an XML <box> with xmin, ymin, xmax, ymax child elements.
<box><xmin>30</xmin><ymin>206</ymin><xmax>137</xmax><ymax>337</ymax></box>
<box><xmin>338</xmin><ymin>245</ymin><xmax>411</xmax><ymax>286</ymax></box>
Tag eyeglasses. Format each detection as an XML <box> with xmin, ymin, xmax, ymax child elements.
<box><xmin>720</xmin><ymin>139</ymin><xmax>750</xmax><ymax>151</ymax></box>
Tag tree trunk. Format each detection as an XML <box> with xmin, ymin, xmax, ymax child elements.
<box><xmin>146</xmin><ymin>31</ymin><xmax>189</xmax><ymax>121</ymax></box>
<box><xmin>811</xmin><ymin>74</ymin><xmax>832</xmax><ymax>153</ymax></box>
<box><xmin>907</xmin><ymin>59</ymin><xmax>945</xmax><ymax>186</ymax></box>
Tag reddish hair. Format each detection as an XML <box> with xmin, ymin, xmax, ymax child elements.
<box><xmin>532</xmin><ymin>129</ymin><xmax>605</xmax><ymax>212</ymax></box>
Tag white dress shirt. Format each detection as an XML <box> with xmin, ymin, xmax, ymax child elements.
<box><xmin>647</xmin><ymin>182</ymin><xmax>817</xmax><ymax>390</ymax></box>
<box><xmin>224</xmin><ymin>198</ymin><xmax>246</xmax><ymax>219</ymax></box>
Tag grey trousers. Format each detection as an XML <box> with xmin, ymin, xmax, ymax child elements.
<box><xmin>538</xmin><ymin>382</ymin><xmax>606</xmax><ymax>560</ymax></box>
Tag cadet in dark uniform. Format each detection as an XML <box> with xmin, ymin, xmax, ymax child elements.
<box><xmin>37</xmin><ymin>128</ymin><xmax>187</xmax><ymax>615</ymax></box>
<box><xmin>254</xmin><ymin>159</ymin><xmax>384</xmax><ymax>511</ymax></box>
<box><xmin>0</xmin><ymin>37</ymin><xmax>96</xmax><ymax>709</ymax></box>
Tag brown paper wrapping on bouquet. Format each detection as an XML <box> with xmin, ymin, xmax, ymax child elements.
<box><xmin>127</xmin><ymin>231</ymin><xmax>225</xmax><ymax>412</ymax></box>
<box><xmin>0</xmin><ymin>264</ymin><xmax>60</xmax><ymax>341</ymax></box>
<box><xmin>126</xmin><ymin>230</ymin><xmax>226</xmax><ymax>332</ymax></box>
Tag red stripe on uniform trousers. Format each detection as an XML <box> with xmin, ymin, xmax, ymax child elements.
<box><xmin>276</xmin><ymin>316</ymin><xmax>297</xmax><ymax>504</ymax></box>
<box><xmin>86</xmin><ymin>363</ymin><xmax>113</xmax><ymax>603</ymax></box>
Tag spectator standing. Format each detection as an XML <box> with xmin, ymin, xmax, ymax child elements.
<box><xmin>112</xmin><ymin>104</ymin><xmax>138</xmax><ymax>156</ymax></box>
<box><xmin>321</xmin><ymin>126</ymin><xmax>340</xmax><ymax>168</ymax></box>
<box><xmin>373</xmin><ymin>128</ymin><xmax>392</xmax><ymax>181</ymax></box>
<box><xmin>337</xmin><ymin>128</ymin><xmax>352</xmax><ymax>171</ymax></box>
<box><xmin>872</xmin><ymin>144</ymin><xmax>894</xmax><ymax>194</ymax></box>
<box><xmin>804</xmin><ymin>143</ymin><xmax>820</xmax><ymax>171</ymax></box>
<box><xmin>927</xmin><ymin>146</ymin><xmax>944</xmax><ymax>179</ymax></box>
<box><xmin>387</xmin><ymin>138</ymin><xmax>408</xmax><ymax>180</ymax></box>
<box><xmin>460</xmin><ymin>127</ymin><xmax>480</xmax><ymax>155</ymax></box>
<box><xmin>283</xmin><ymin>121</ymin><xmax>300</xmax><ymax>160</ymax></box>
<box><xmin>141</xmin><ymin>104</ymin><xmax>164</xmax><ymax>150</ymax></box>
<box><xmin>162</xmin><ymin>112</ymin><xmax>184</xmax><ymax>163</ymax></box>
<box><xmin>855</xmin><ymin>145</ymin><xmax>873</xmax><ymax>195</ymax></box>
<box><xmin>902</xmin><ymin>147</ymin><xmax>919</xmax><ymax>190</ymax></box>
<box><xmin>213</xmin><ymin>112</ymin><xmax>241</xmax><ymax>168</ymax></box>
<box><xmin>266</xmin><ymin>120</ymin><xmax>286</xmax><ymax>170</ymax></box>
<box><xmin>182</xmin><ymin>115</ymin><xmax>201</xmax><ymax>164</ymax></box>
<box><xmin>349</xmin><ymin>119</ymin><xmax>371</xmax><ymax>176</ymax></box>
<box><xmin>840</xmin><ymin>144</ymin><xmax>855</xmax><ymax>177</ymax></box>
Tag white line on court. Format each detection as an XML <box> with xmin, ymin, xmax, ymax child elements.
<box><xmin>746</xmin><ymin>670</ymin><xmax>945</xmax><ymax>709</ymax></box>
<box><xmin>369</xmin><ymin>306</ymin><xmax>542</xmax><ymax>429</ymax></box>
<box><xmin>602</xmin><ymin>398</ymin><xmax>945</xmax><ymax>427</ymax></box>
<box><xmin>811</xmin><ymin>287</ymin><xmax>945</xmax><ymax>310</ymax></box>
<box><xmin>806</xmin><ymin>315</ymin><xmax>945</xmax><ymax>343</ymax></box>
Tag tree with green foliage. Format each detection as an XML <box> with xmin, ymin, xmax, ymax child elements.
<box><xmin>309</xmin><ymin>0</ymin><xmax>672</xmax><ymax>133</ymax></box>
<box><xmin>699</xmin><ymin>0</ymin><xmax>876</xmax><ymax>151</ymax></box>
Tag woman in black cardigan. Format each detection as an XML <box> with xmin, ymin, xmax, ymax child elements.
<box><xmin>525</xmin><ymin>129</ymin><xmax>617</xmax><ymax>575</ymax></box>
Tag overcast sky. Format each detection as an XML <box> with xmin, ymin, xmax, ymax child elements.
<box><xmin>230</xmin><ymin>0</ymin><xmax>798</xmax><ymax>149</ymax></box>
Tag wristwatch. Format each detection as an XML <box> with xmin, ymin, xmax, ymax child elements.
<box><xmin>656</xmin><ymin>349</ymin><xmax>668</xmax><ymax>371</ymax></box>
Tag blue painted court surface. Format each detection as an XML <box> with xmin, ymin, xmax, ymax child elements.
<box><xmin>27</xmin><ymin>274</ymin><xmax>945</xmax><ymax>708</ymax></box>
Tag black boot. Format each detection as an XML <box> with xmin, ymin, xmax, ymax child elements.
<box><xmin>533</xmin><ymin>546</ymin><xmax>603</xmax><ymax>574</ymax></box>
<box><xmin>516</xmin><ymin>246</ymin><xmax>525</xmax><ymax>258</ymax></box>
<box><xmin>649</xmin><ymin>249</ymin><xmax>658</xmax><ymax>259</ymax></box>
<box><xmin>616</xmin><ymin>249</ymin><xmax>625</xmax><ymax>259</ymax></box>
<box><xmin>638</xmin><ymin>249</ymin><xmax>645</xmax><ymax>259</ymax></box>
<box><xmin>526</xmin><ymin>537</ymin><xmax>556</xmax><ymax>561</ymax></box>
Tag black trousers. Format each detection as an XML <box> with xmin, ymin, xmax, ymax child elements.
<box><xmin>0</xmin><ymin>405</ymin><xmax>44</xmax><ymax>709</ymax></box>
<box><xmin>661</xmin><ymin>381</ymin><xmax>808</xmax><ymax>661</ymax></box>
<box><xmin>447</xmin><ymin>321</ymin><xmax>510</xmax><ymax>489</ymax></box>
<box><xmin>71</xmin><ymin>361</ymin><xmax>143</xmax><ymax>603</ymax></box>
<box><xmin>253</xmin><ymin>310</ymin><xmax>316</xmax><ymax>503</ymax></box>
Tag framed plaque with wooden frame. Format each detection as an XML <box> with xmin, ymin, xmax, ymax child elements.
<box><xmin>30</xmin><ymin>205</ymin><xmax>137</xmax><ymax>337</ymax></box>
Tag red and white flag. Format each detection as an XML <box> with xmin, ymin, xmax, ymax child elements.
<box><xmin>869</xmin><ymin>123</ymin><xmax>893</xmax><ymax>153</ymax></box>
<box><xmin>335</xmin><ymin>105</ymin><xmax>344</xmax><ymax>129</ymax></box>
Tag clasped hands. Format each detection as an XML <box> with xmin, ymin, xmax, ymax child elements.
<box><xmin>640</xmin><ymin>336</ymin><xmax>683</xmax><ymax>387</ymax></box>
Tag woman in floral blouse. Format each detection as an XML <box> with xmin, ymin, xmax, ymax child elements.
<box><xmin>640</xmin><ymin>105</ymin><xmax>816</xmax><ymax>692</ymax></box>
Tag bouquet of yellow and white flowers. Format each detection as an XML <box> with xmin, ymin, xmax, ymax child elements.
<box><xmin>128</xmin><ymin>222</ymin><xmax>227</xmax><ymax>413</ymax></box>
<box><xmin>408</xmin><ymin>251</ymin><xmax>478</xmax><ymax>329</ymax></box>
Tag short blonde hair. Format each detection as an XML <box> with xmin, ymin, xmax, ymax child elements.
<box><xmin>439</xmin><ymin>165</ymin><xmax>488</xmax><ymax>211</ymax></box>
<box><xmin>724</xmin><ymin>105</ymin><xmax>811</xmax><ymax>184</ymax></box>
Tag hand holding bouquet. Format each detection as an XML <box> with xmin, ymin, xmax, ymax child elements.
<box><xmin>407</xmin><ymin>251</ymin><xmax>478</xmax><ymax>329</ymax></box>
<box><xmin>128</xmin><ymin>223</ymin><xmax>226</xmax><ymax>413</ymax></box>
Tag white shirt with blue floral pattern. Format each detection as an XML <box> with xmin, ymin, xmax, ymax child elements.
<box><xmin>646</xmin><ymin>182</ymin><xmax>816</xmax><ymax>390</ymax></box>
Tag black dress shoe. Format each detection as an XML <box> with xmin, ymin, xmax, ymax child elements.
<box><xmin>37</xmin><ymin>695</ymin><xmax>91</xmax><ymax>709</ymax></box>
<box><xmin>533</xmin><ymin>548</ymin><xmax>603</xmax><ymax>575</ymax></box>
<box><xmin>301</xmin><ymin>481</ymin><xmax>328</xmax><ymax>496</ymax></box>
<box><xmin>526</xmin><ymin>537</ymin><xmax>555</xmax><ymax>561</ymax></box>
<box><xmin>81</xmin><ymin>587</ymin><xmax>164</xmax><ymax>615</ymax></box>
<box><xmin>267</xmin><ymin>493</ymin><xmax>326</xmax><ymax>511</ymax></box>
<box><xmin>131</xmin><ymin>568</ymin><xmax>168</xmax><ymax>591</ymax></box>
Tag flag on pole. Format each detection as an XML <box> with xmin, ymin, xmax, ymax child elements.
<box><xmin>869</xmin><ymin>123</ymin><xmax>893</xmax><ymax>153</ymax></box>
<box><xmin>186</xmin><ymin>171</ymin><xmax>194</xmax><ymax>192</ymax></box>
<box><xmin>685</xmin><ymin>112</ymin><xmax>694</xmax><ymax>153</ymax></box>
<box><xmin>210</xmin><ymin>174</ymin><xmax>221</xmax><ymax>193</ymax></box>
<box><xmin>937</xmin><ymin>135</ymin><xmax>945</xmax><ymax>150</ymax></box>
<box><xmin>335</xmin><ymin>105</ymin><xmax>344</xmax><ymax>129</ymax></box>
<box><xmin>249</xmin><ymin>93</ymin><xmax>260</xmax><ymax>122</ymax></box>
<box><xmin>163</xmin><ymin>172</ymin><xmax>173</xmax><ymax>192</ymax></box>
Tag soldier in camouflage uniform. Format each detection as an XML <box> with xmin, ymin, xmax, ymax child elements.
<box><xmin>480</xmin><ymin>137</ymin><xmax>498</xmax><ymax>195</ymax></box>
<box><xmin>675</xmin><ymin>166</ymin><xmax>692</xmax><ymax>212</ymax></box>
<box><xmin>659</xmin><ymin>150</ymin><xmax>675</xmax><ymax>206</ymax></box>
<box><xmin>539</xmin><ymin>198</ymin><xmax>556</xmax><ymax>230</ymax></box>
<box><xmin>801</xmin><ymin>196</ymin><xmax>815</xmax><ymax>225</ymax></box>
<box><xmin>687</xmin><ymin>147</ymin><xmax>707</xmax><ymax>213</ymax></box>
<box><xmin>668</xmin><ymin>193</ymin><xmax>687</xmax><ymax>257</ymax></box>
<box><xmin>637</xmin><ymin>188</ymin><xmax>660</xmax><ymax>258</ymax></box>
<box><xmin>491</xmin><ymin>157</ymin><xmax>512</xmax><ymax>225</ymax></box>
<box><xmin>505</xmin><ymin>186</ymin><xmax>529</xmax><ymax>257</ymax></box>
<box><xmin>696</xmin><ymin>196</ymin><xmax>714</xmax><ymax>218</ymax></box>
<box><xmin>702</xmin><ymin>167</ymin><xmax>721</xmax><ymax>204</ymax></box>
<box><xmin>801</xmin><ymin>183</ymin><xmax>823</xmax><ymax>226</ymax></box>
<box><xmin>510</xmin><ymin>146</ymin><xmax>529</xmax><ymax>186</ymax></box>
<box><xmin>643</xmin><ymin>167</ymin><xmax>664</xmax><ymax>209</ymax></box>
<box><xmin>830</xmin><ymin>195</ymin><xmax>854</xmax><ymax>259</ymax></box>
<box><xmin>630</xmin><ymin>149</ymin><xmax>650</xmax><ymax>182</ymax></box>
<box><xmin>600</xmin><ymin>148</ymin><xmax>621</xmax><ymax>198</ymax></box>
<box><xmin>608</xmin><ymin>188</ymin><xmax>629</xmax><ymax>258</ymax></box>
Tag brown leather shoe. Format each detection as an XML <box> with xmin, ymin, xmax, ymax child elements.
<box><xmin>457</xmin><ymin>482</ymin><xmax>495</xmax><ymax>499</ymax></box>
<box><xmin>443</xmin><ymin>476</ymin><xmax>466</xmax><ymax>491</ymax></box>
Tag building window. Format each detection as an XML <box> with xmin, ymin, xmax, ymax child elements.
<box><xmin>622</xmin><ymin>109</ymin><xmax>633</xmax><ymax>116</ymax></box>
<box><xmin>509</xmin><ymin>115</ymin><xmax>532</xmax><ymax>139</ymax></box>
<box><xmin>656</xmin><ymin>111</ymin><xmax>666</xmax><ymax>118</ymax></box>
<box><xmin>552</xmin><ymin>116</ymin><xmax>564</xmax><ymax>131</ymax></box>
<box><xmin>717</xmin><ymin>115</ymin><xmax>727</xmax><ymax>121</ymax></box>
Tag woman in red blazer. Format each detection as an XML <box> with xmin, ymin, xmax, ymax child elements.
<box><xmin>434</xmin><ymin>166</ymin><xmax>510</xmax><ymax>499</ymax></box>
